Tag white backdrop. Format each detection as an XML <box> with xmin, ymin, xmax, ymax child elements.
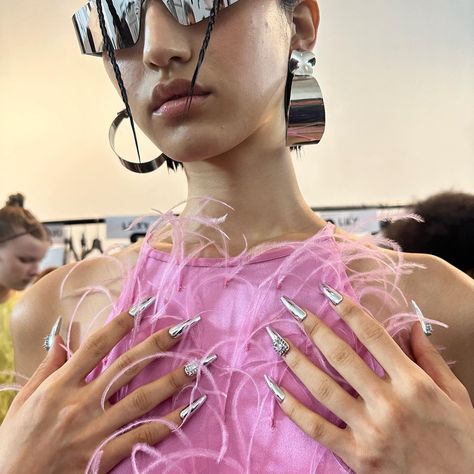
<box><xmin>0</xmin><ymin>0</ymin><xmax>473</xmax><ymax>220</ymax></box>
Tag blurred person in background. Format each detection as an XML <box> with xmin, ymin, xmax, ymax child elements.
<box><xmin>0</xmin><ymin>193</ymin><xmax>50</xmax><ymax>422</ymax></box>
<box><xmin>383</xmin><ymin>191</ymin><xmax>474</xmax><ymax>278</ymax></box>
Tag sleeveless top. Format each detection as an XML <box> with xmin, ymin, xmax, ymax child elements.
<box><xmin>86</xmin><ymin>219</ymin><xmax>415</xmax><ymax>473</ymax></box>
<box><xmin>0</xmin><ymin>291</ymin><xmax>19</xmax><ymax>423</ymax></box>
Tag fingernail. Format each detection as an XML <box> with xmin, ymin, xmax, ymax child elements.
<box><xmin>128</xmin><ymin>296</ymin><xmax>156</xmax><ymax>318</ymax></box>
<box><xmin>179</xmin><ymin>394</ymin><xmax>207</xmax><ymax>421</ymax></box>
<box><xmin>264</xmin><ymin>374</ymin><xmax>286</xmax><ymax>403</ymax></box>
<box><xmin>169</xmin><ymin>315</ymin><xmax>201</xmax><ymax>339</ymax></box>
<box><xmin>266</xmin><ymin>326</ymin><xmax>290</xmax><ymax>358</ymax></box>
<box><xmin>280</xmin><ymin>295</ymin><xmax>307</xmax><ymax>322</ymax></box>
<box><xmin>184</xmin><ymin>354</ymin><xmax>218</xmax><ymax>377</ymax></box>
<box><xmin>411</xmin><ymin>300</ymin><xmax>433</xmax><ymax>336</ymax></box>
<box><xmin>43</xmin><ymin>316</ymin><xmax>62</xmax><ymax>352</ymax></box>
<box><xmin>320</xmin><ymin>283</ymin><xmax>344</xmax><ymax>306</ymax></box>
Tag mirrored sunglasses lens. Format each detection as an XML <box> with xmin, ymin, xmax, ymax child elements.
<box><xmin>73</xmin><ymin>0</ymin><xmax>142</xmax><ymax>55</ymax></box>
<box><xmin>164</xmin><ymin>0</ymin><xmax>239</xmax><ymax>26</ymax></box>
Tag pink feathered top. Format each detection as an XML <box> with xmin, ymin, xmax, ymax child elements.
<box><xmin>86</xmin><ymin>215</ymin><xmax>416</xmax><ymax>474</ymax></box>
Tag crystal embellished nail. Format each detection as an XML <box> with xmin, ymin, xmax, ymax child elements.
<box><xmin>128</xmin><ymin>296</ymin><xmax>156</xmax><ymax>318</ymax></box>
<box><xmin>169</xmin><ymin>315</ymin><xmax>201</xmax><ymax>339</ymax></box>
<box><xmin>43</xmin><ymin>316</ymin><xmax>62</xmax><ymax>352</ymax></box>
<box><xmin>411</xmin><ymin>300</ymin><xmax>433</xmax><ymax>336</ymax></box>
<box><xmin>320</xmin><ymin>283</ymin><xmax>344</xmax><ymax>306</ymax></box>
<box><xmin>264</xmin><ymin>374</ymin><xmax>286</xmax><ymax>403</ymax></box>
<box><xmin>184</xmin><ymin>354</ymin><xmax>218</xmax><ymax>377</ymax></box>
<box><xmin>266</xmin><ymin>326</ymin><xmax>290</xmax><ymax>358</ymax></box>
<box><xmin>179</xmin><ymin>394</ymin><xmax>207</xmax><ymax>421</ymax></box>
<box><xmin>281</xmin><ymin>295</ymin><xmax>307</xmax><ymax>322</ymax></box>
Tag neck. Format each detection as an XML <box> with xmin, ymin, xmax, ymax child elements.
<box><xmin>180</xmin><ymin>136</ymin><xmax>326</xmax><ymax>254</ymax></box>
<box><xmin>0</xmin><ymin>285</ymin><xmax>12</xmax><ymax>304</ymax></box>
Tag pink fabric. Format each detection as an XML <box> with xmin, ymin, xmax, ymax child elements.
<box><xmin>87</xmin><ymin>220</ymin><xmax>414</xmax><ymax>473</ymax></box>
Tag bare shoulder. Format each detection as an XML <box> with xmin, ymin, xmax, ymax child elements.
<box><xmin>11</xmin><ymin>243</ymin><xmax>141</xmax><ymax>379</ymax></box>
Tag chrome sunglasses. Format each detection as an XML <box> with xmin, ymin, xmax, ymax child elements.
<box><xmin>72</xmin><ymin>0</ymin><xmax>239</xmax><ymax>56</ymax></box>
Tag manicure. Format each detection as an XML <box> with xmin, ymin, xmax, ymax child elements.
<box><xmin>266</xmin><ymin>326</ymin><xmax>290</xmax><ymax>358</ymax></box>
<box><xmin>264</xmin><ymin>374</ymin><xmax>286</xmax><ymax>403</ymax></box>
<box><xmin>320</xmin><ymin>283</ymin><xmax>344</xmax><ymax>306</ymax></box>
<box><xmin>169</xmin><ymin>315</ymin><xmax>201</xmax><ymax>338</ymax></box>
<box><xmin>43</xmin><ymin>316</ymin><xmax>62</xmax><ymax>352</ymax></box>
<box><xmin>281</xmin><ymin>295</ymin><xmax>307</xmax><ymax>322</ymax></box>
<box><xmin>184</xmin><ymin>354</ymin><xmax>218</xmax><ymax>377</ymax></box>
<box><xmin>179</xmin><ymin>394</ymin><xmax>207</xmax><ymax>421</ymax></box>
<box><xmin>411</xmin><ymin>300</ymin><xmax>433</xmax><ymax>336</ymax></box>
<box><xmin>128</xmin><ymin>296</ymin><xmax>156</xmax><ymax>318</ymax></box>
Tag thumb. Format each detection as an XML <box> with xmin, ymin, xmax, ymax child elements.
<box><xmin>13</xmin><ymin>334</ymin><xmax>67</xmax><ymax>407</ymax></box>
<box><xmin>410</xmin><ymin>322</ymin><xmax>461</xmax><ymax>400</ymax></box>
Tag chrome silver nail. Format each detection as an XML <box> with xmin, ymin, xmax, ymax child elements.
<box><xmin>169</xmin><ymin>315</ymin><xmax>201</xmax><ymax>339</ymax></box>
<box><xmin>281</xmin><ymin>295</ymin><xmax>307</xmax><ymax>322</ymax></box>
<box><xmin>43</xmin><ymin>316</ymin><xmax>62</xmax><ymax>352</ymax></box>
<box><xmin>266</xmin><ymin>326</ymin><xmax>290</xmax><ymax>358</ymax></box>
<box><xmin>264</xmin><ymin>374</ymin><xmax>286</xmax><ymax>403</ymax></box>
<box><xmin>128</xmin><ymin>296</ymin><xmax>156</xmax><ymax>318</ymax></box>
<box><xmin>184</xmin><ymin>354</ymin><xmax>218</xmax><ymax>377</ymax></box>
<box><xmin>411</xmin><ymin>300</ymin><xmax>433</xmax><ymax>336</ymax></box>
<box><xmin>320</xmin><ymin>283</ymin><xmax>344</xmax><ymax>306</ymax></box>
<box><xmin>179</xmin><ymin>394</ymin><xmax>207</xmax><ymax>421</ymax></box>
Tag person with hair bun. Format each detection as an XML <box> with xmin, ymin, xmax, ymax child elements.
<box><xmin>0</xmin><ymin>193</ymin><xmax>50</xmax><ymax>422</ymax></box>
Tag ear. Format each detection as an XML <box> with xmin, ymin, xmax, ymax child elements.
<box><xmin>290</xmin><ymin>0</ymin><xmax>320</xmax><ymax>51</ymax></box>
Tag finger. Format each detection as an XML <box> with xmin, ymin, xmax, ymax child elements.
<box><xmin>265</xmin><ymin>378</ymin><xmax>353</xmax><ymax>462</ymax></box>
<box><xmin>319</xmin><ymin>285</ymin><xmax>409</xmax><ymax>377</ymax></box>
<box><xmin>283</xmin><ymin>339</ymin><xmax>363</xmax><ymax>425</ymax></box>
<box><xmin>92</xmin><ymin>319</ymin><xmax>201</xmax><ymax>400</ymax></box>
<box><xmin>97</xmin><ymin>396</ymin><xmax>207</xmax><ymax>474</ymax></box>
<box><xmin>12</xmin><ymin>335</ymin><xmax>67</xmax><ymax>408</ymax></box>
<box><xmin>411</xmin><ymin>322</ymin><xmax>471</xmax><ymax>405</ymax></box>
<box><xmin>66</xmin><ymin>297</ymin><xmax>155</xmax><ymax>379</ymax></box>
<box><xmin>100</xmin><ymin>355</ymin><xmax>216</xmax><ymax>433</ymax></box>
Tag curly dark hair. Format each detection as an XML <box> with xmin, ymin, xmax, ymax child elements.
<box><xmin>383</xmin><ymin>191</ymin><xmax>474</xmax><ymax>276</ymax></box>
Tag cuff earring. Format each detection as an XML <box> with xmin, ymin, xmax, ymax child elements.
<box><xmin>286</xmin><ymin>50</ymin><xmax>326</xmax><ymax>147</ymax></box>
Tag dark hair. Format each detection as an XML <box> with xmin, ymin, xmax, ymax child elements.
<box><xmin>382</xmin><ymin>191</ymin><xmax>474</xmax><ymax>275</ymax></box>
<box><xmin>97</xmin><ymin>0</ymin><xmax>299</xmax><ymax>171</ymax></box>
<box><xmin>0</xmin><ymin>193</ymin><xmax>50</xmax><ymax>245</ymax></box>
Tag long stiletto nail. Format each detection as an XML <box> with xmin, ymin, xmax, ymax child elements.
<box><xmin>179</xmin><ymin>394</ymin><xmax>207</xmax><ymax>420</ymax></box>
<box><xmin>266</xmin><ymin>326</ymin><xmax>290</xmax><ymax>357</ymax></box>
<box><xmin>184</xmin><ymin>354</ymin><xmax>218</xmax><ymax>377</ymax></box>
<box><xmin>43</xmin><ymin>316</ymin><xmax>62</xmax><ymax>352</ymax></box>
<box><xmin>320</xmin><ymin>283</ymin><xmax>344</xmax><ymax>306</ymax></box>
<box><xmin>411</xmin><ymin>300</ymin><xmax>433</xmax><ymax>336</ymax></box>
<box><xmin>169</xmin><ymin>315</ymin><xmax>201</xmax><ymax>338</ymax></box>
<box><xmin>264</xmin><ymin>374</ymin><xmax>286</xmax><ymax>403</ymax></box>
<box><xmin>281</xmin><ymin>295</ymin><xmax>307</xmax><ymax>322</ymax></box>
<box><xmin>128</xmin><ymin>296</ymin><xmax>156</xmax><ymax>318</ymax></box>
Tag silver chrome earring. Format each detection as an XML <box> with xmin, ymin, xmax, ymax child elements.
<box><xmin>109</xmin><ymin>109</ymin><xmax>167</xmax><ymax>173</ymax></box>
<box><xmin>286</xmin><ymin>50</ymin><xmax>326</xmax><ymax>147</ymax></box>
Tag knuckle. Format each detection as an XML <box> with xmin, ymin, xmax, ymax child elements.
<box><xmin>83</xmin><ymin>335</ymin><xmax>109</xmax><ymax>359</ymax></box>
<box><xmin>307</xmin><ymin>318</ymin><xmax>323</xmax><ymax>340</ymax></box>
<box><xmin>307</xmin><ymin>418</ymin><xmax>326</xmax><ymax>441</ymax></box>
<box><xmin>167</xmin><ymin>370</ymin><xmax>183</xmax><ymax>393</ymax></box>
<box><xmin>313</xmin><ymin>377</ymin><xmax>333</xmax><ymax>403</ymax></box>
<box><xmin>328</xmin><ymin>343</ymin><xmax>353</xmax><ymax>367</ymax></box>
<box><xmin>135</xmin><ymin>425</ymin><xmax>157</xmax><ymax>447</ymax></box>
<box><xmin>130</xmin><ymin>388</ymin><xmax>153</xmax><ymax>414</ymax></box>
<box><xmin>286</xmin><ymin>353</ymin><xmax>302</xmax><ymax>372</ymax></box>
<box><xmin>115</xmin><ymin>353</ymin><xmax>139</xmax><ymax>377</ymax></box>
<box><xmin>360</xmin><ymin>321</ymin><xmax>385</xmax><ymax>344</ymax></box>
<box><xmin>405</xmin><ymin>375</ymin><xmax>438</xmax><ymax>403</ymax></box>
<box><xmin>150</xmin><ymin>333</ymin><xmax>168</xmax><ymax>353</ymax></box>
<box><xmin>339</xmin><ymin>303</ymin><xmax>359</xmax><ymax>321</ymax></box>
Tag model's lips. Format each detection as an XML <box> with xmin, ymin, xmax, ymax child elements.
<box><xmin>151</xmin><ymin>79</ymin><xmax>211</xmax><ymax>118</ymax></box>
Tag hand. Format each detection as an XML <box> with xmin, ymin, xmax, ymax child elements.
<box><xmin>0</xmin><ymin>302</ymin><xmax>211</xmax><ymax>474</ymax></box>
<box><xmin>266</xmin><ymin>287</ymin><xmax>474</xmax><ymax>474</ymax></box>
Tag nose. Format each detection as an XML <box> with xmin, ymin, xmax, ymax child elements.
<box><xmin>29</xmin><ymin>262</ymin><xmax>40</xmax><ymax>278</ymax></box>
<box><xmin>142</xmin><ymin>3</ymin><xmax>193</xmax><ymax>70</ymax></box>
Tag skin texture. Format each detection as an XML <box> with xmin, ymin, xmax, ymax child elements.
<box><xmin>0</xmin><ymin>234</ymin><xmax>49</xmax><ymax>302</ymax></box>
<box><xmin>5</xmin><ymin>0</ymin><xmax>474</xmax><ymax>472</ymax></box>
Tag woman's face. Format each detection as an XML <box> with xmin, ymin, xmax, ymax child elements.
<box><xmin>104</xmin><ymin>0</ymin><xmax>295</xmax><ymax>163</ymax></box>
<box><xmin>0</xmin><ymin>235</ymin><xmax>49</xmax><ymax>291</ymax></box>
